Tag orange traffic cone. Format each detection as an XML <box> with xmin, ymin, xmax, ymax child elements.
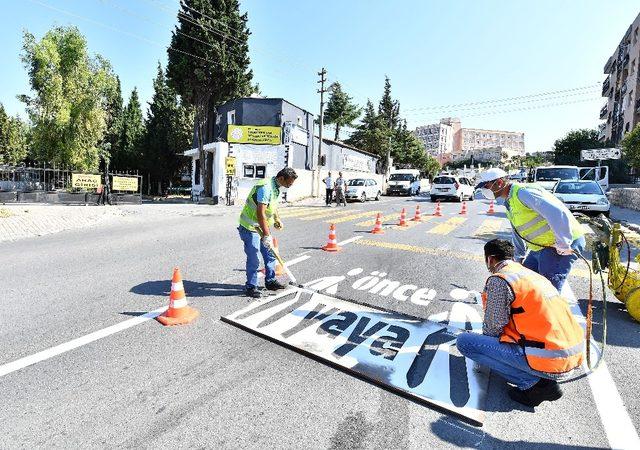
<box><xmin>157</xmin><ymin>267</ymin><xmax>199</xmax><ymax>326</ymax></box>
<box><xmin>487</xmin><ymin>200</ymin><xmax>495</xmax><ymax>215</ymax></box>
<box><xmin>459</xmin><ymin>201</ymin><xmax>467</xmax><ymax>215</ymax></box>
<box><xmin>371</xmin><ymin>213</ymin><xmax>385</xmax><ymax>234</ymax></box>
<box><xmin>322</xmin><ymin>223</ymin><xmax>342</xmax><ymax>251</ymax></box>
<box><xmin>433</xmin><ymin>201</ymin><xmax>442</xmax><ymax>217</ymax></box>
<box><xmin>412</xmin><ymin>205</ymin><xmax>422</xmax><ymax>222</ymax></box>
<box><xmin>398</xmin><ymin>208</ymin><xmax>408</xmax><ymax>227</ymax></box>
<box><xmin>261</xmin><ymin>237</ymin><xmax>284</xmax><ymax>276</ymax></box>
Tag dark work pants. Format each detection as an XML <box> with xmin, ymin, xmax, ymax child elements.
<box><xmin>325</xmin><ymin>188</ymin><xmax>333</xmax><ymax>205</ymax></box>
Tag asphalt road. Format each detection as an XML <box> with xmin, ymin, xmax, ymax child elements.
<box><xmin>1</xmin><ymin>197</ymin><xmax>639</xmax><ymax>449</ymax></box>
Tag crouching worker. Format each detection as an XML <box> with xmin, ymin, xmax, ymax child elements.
<box><xmin>238</xmin><ymin>167</ymin><xmax>298</xmax><ymax>298</ymax></box>
<box><xmin>457</xmin><ymin>238</ymin><xmax>584</xmax><ymax>407</ymax></box>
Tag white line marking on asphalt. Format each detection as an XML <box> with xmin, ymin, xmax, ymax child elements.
<box><xmin>562</xmin><ymin>283</ymin><xmax>640</xmax><ymax>450</ymax></box>
<box><xmin>0</xmin><ymin>306</ymin><xmax>168</xmax><ymax>378</ymax></box>
<box><xmin>337</xmin><ymin>236</ymin><xmax>363</xmax><ymax>246</ymax></box>
<box><xmin>284</xmin><ymin>255</ymin><xmax>310</xmax><ymax>267</ymax></box>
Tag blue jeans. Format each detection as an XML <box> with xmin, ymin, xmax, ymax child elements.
<box><xmin>522</xmin><ymin>236</ymin><xmax>586</xmax><ymax>291</ymax></box>
<box><xmin>238</xmin><ymin>226</ymin><xmax>276</xmax><ymax>290</ymax></box>
<box><xmin>456</xmin><ymin>333</ymin><xmax>550</xmax><ymax>390</ymax></box>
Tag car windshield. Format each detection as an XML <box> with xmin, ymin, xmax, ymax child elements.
<box><xmin>389</xmin><ymin>174</ymin><xmax>413</xmax><ymax>181</ymax></box>
<box><xmin>433</xmin><ymin>176</ymin><xmax>455</xmax><ymax>184</ymax></box>
<box><xmin>536</xmin><ymin>168</ymin><xmax>578</xmax><ymax>181</ymax></box>
<box><xmin>555</xmin><ymin>182</ymin><xmax>603</xmax><ymax>195</ymax></box>
<box><xmin>348</xmin><ymin>179</ymin><xmax>365</xmax><ymax>186</ymax></box>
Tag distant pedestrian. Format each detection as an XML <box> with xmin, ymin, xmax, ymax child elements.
<box><xmin>334</xmin><ymin>172</ymin><xmax>347</xmax><ymax>206</ymax></box>
<box><xmin>323</xmin><ymin>172</ymin><xmax>334</xmax><ymax>206</ymax></box>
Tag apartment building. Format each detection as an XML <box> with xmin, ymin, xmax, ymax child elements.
<box><xmin>414</xmin><ymin>117</ymin><xmax>460</xmax><ymax>164</ymax></box>
<box><xmin>459</xmin><ymin>128</ymin><xmax>525</xmax><ymax>160</ymax></box>
<box><xmin>601</xmin><ymin>12</ymin><xmax>640</xmax><ymax>145</ymax></box>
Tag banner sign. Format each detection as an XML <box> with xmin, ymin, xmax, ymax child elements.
<box><xmin>228</xmin><ymin>125</ymin><xmax>282</xmax><ymax>145</ymax></box>
<box><xmin>581</xmin><ymin>148</ymin><xmax>621</xmax><ymax>161</ymax></box>
<box><xmin>222</xmin><ymin>287</ymin><xmax>489</xmax><ymax>425</ymax></box>
<box><xmin>225</xmin><ymin>156</ymin><xmax>237</xmax><ymax>175</ymax></box>
<box><xmin>71</xmin><ymin>173</ymin><xmax>101</xmax><ymax>189</ymax></box>
<box><xmin>283</xmin><ymin>121</ymin><xmax>308</xmax><ymax>146</ymax></box>
<box><xmin>343</xmin><ymin>154</ymin><xmax>371</xmax><ymax>172</ymax></box>
<box><xmin>111</xmin><ymin>176</ymin><xmax>139</xmax><ymax>192</ymax></box>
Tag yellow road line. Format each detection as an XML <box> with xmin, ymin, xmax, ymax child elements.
<box><xmin>473</xmin><ymin>219</ymin><xmax>504</xmax><ymax>239</ymax></box>
<box><xmin>353</xmin><ymin>238</ymin><xmax>590</xmax><ymax>279</ymax></box>
<box><xmin>426</xmin><ymin>217</ymin><xmax>467</xmax><ymax>235</ymax></box>
<box><xmin>329</xmin><ymin>210</ymin><xmax>382</xmax><ymax>224</ymax></box>
<box><xmin>298</xmin><ymin>209</ymin><xmax>360</xmax><ymax>221</ymax></box>
<box><xmin>278</xmin><ymin>207</ymin><xmax>328</xmax><ymax>217</ymax></box>
<box><xmin>356</xmin><ymin>213</ymin><xmax>400</xmax><ymax>227</ymax></box>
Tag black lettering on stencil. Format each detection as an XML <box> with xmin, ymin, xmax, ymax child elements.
<box><xmin>369</xmin><ymin>325</ymin><xmax>410</xmax><ymax>361</ymax></box>
<box><xmin>448</xmin><ymin>344</ymin><xmax>470</xmax><ymax>407</ymax></box>
<box><xmin>316</xmin><ymin>312</ymin><xmax>358</xmax><ymax>339</ymax></box>
<box><xmin>332</xmin><ymin>317</ymin><xmax>388</xmax><ymax>358</ymax></box>
<box><xmin>405</xmin><ymin>328</ymin><xmax>456</xmax><ymax>388</ymax></box>
<box><xmin>235</xmin><ymin>291</ymin><xmax>299</xmax><ymax>321</ymax></box>
<box><xmin>281</xmin><ymin>303</ymin><xmax>339</xmax><ymax>338</ymax></box>
<box><xmin>256</xmin><ymin>291</ymin><xmax>314</xmax><ymax>329</ymax></box>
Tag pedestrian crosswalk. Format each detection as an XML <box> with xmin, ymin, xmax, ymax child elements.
<box><xmin>427</xmin><ymin>217</ymin><xmax>467</xmax><ymax>235</ymax></box>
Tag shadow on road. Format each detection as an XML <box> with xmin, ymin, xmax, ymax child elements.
<box><xmin>130</xmin><ymin>279</ymin><xmax>245</xmax><ymax>297</ymax></box>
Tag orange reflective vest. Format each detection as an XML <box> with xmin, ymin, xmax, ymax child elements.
<box><xmin>482</xmin><ymin>262</ymin><xmax>584</xmax><ymax>374</ymax></box>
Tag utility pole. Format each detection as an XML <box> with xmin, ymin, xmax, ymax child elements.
<box><xmin>316</xmin><ymin>67</ymin><xmax>327</xmax><ymax>197</ymax></box>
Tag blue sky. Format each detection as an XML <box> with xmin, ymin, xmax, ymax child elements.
<box><xmin>1</xmin><ymin>0</ymin><xmax>639</xmax><ymax>152</ymax></box>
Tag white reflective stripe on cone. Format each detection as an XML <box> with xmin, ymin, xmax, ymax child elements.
<box><xmin>171</xmin><ymin>281</ymin><xmax>184</xmax><ymax>292</ymax></box>
<box><xmin>171</xmin><ymin>298</ymin><xmax>188</xmax><ymax>309</ymax></box>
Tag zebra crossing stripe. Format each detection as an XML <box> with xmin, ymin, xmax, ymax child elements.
<box><xmin>328</xmin><ymin>211</ymin><xmax>382</xmax><ymax>224</ymax></box>
<box><xmin>298</xmin><ymin>209</ymin><xmax>361</xmax><ymax>221</ymax></box>
<box><xmin>356</xmin><ymin>213</ymin><xmax>400</xmax><ymax>227</ymax></box>
<box><xmin>394</xmin><ymin>216</ymin><xmax>434</xmax><ymax>230</ymax></box>
<box><xmin>427</xmin><ymin>217</ymin><xmax>467</xmax><ymax>235</ymax></box>
<box><xmin>473</xmin><ymin>219</ymin><xmax>503</xmax><ymax>238</ymax></box>
<box><xmin>278</xmin><ymin>207</ymin><xmax>327</xmax><ymax>218</ymax></box>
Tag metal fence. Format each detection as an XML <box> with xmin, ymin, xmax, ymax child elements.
<box><xmin>0</xmin><ymin>164</ymin><xmax>142</xmax><ymax>204</ymax></box>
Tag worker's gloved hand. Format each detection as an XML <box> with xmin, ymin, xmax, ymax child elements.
<box><xmin>261</xmin><ymin>234</ymin><xmax>274</xmax><ymax>251</ymax></box>
<box><xmin>554</xmin><ymin>245</ymin><xmax>573</xmax><ymax>256</ymax></box>
<box><xmin>274</xmin><ymin>218</ymin><xmax>283</xmax><ymax>230</ymax></box>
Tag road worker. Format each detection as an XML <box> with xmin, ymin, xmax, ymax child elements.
<box><xmin>457</xmin><ymin>239</ymin><xmax>584</xmax><ymax>407</ymax></box>
<box><xmin>475</xmin><ymin>167</ymin><xmax>586</xmax><ymax>291</ymax></box>
<box><xmin>238</xmin><ymin>167</ymin><xmax>298</xmax><ymax>298</ymax></box>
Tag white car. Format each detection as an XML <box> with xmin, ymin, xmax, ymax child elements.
<box><xmin>552</xmin><ymin>180</ymin><xmax>610</xmax><ymax>216</ymax></box>
<box><xmin>345</xmin><ymin>178</ymin><xmax>381</xmax><ymax>202</ymax></box>
<box><xmin>430</xmin><ymin>175</ymin><xmax>475</xmax><ymax>202</ymax></box>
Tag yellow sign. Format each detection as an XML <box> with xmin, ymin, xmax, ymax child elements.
<box><xmin>71</xmin><ymin>173</ymin><xmax>101</xmax><ymax>189</ymax></box>
<box><xmin>112</xmin><ymin>176</ymin><xmax>139</xmax><ymax>192</ymax></box>
<box><xmin>227</xmin><ymin>125</ymin><xmax>281</xmax><ymax>145</ymax></box>
<box><xmin>225</xmin><ymin>156</ymin><xmax>237</xmax><ymax>175</ymax></box>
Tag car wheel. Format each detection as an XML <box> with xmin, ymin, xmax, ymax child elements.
<box><xmin>456</xmin><ymin>194</ymin><xmax>462</xmax><ymax>202</ymax></box>
<box><xmin>375</xmin><ymin>191</ymin><xmax>381</xmax><ymax>201</ymax></box>
<box><xmin>430</xmin><ymin>195</ymin><xmax>437</xmax><ymax>202</ymax></box>
<box><xmin>360</xmin><ymin>192</ymin><xmax>367</xmax><ymax>203</ymax></box>
<box><xmin>416</xmin><ymin>187</ymin><xmax>421</xmax><ymax>195</ymax></box>
<box><xmin>468</xmin><ymin>193</ymin><xmax>474</xmax><ymax>201</ymax></box>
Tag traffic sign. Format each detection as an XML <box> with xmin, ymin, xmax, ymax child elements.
<box><xmin>225</xmin><ymin>156</ymin><xmax>236</xmax><ymax>175</ymax></box>
<box><xmin>580</xmin><ymin>148</ymin><xmax>621</xmax><ymax>161</ymax></box>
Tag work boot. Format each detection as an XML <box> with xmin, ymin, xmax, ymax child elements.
<box><xmin>245</xmin><ymin>287</ymin><xmax>263</xmax><ymax>299</ymax></box>
<box><xmin>508</xmin><ymin>378</ymin><xmax>563</xmax><ymax>407</ymax></box>
<box><xmin>265</xmin><ymin>279</ymin><xmax>287</xmax><ymax>291</ymax></box>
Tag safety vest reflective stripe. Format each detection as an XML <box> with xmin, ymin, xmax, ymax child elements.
<box><xmin>516</xmin><ymin>215</ymin><xmax>546</xmax><ymax>233</ymax></box>
<box><xmin>524</xmin><ymin>341</ymin><xmax>585</xmax><ymax>359</ymax></box>
<box><xmin>239</xmin><ymin>178</ymin><xmax>278</xmax><ymax>232</ymax></box>
<box><xmin>524</xmin><ymin>223</ymin><xmax>552</xmax><ymax>240</ymax></box>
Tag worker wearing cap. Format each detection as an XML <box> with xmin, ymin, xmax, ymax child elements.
<box><xmin>238</xmin><ymin>167</ymin><xmax>298</xmax><ymax>299</ymax></box>
<box><xmin>475</xmin><ymin>167</ymin><xmax>585</xmax><ymax>291</ymax></box>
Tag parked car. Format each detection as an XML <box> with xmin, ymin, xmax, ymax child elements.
<box><xmin>345</xmin><ymin>178</ymin><xmax>381</xmax><ymax>202</ymax></box>
<box><xmin>552</xmin><ymin>180</ymin><xmax>610</xmax><ymax>216</ymax></box>
<box><xmin>430</xmin><ymin>175</ymin><xmax>475</xmax><ymax>202</ymax></box>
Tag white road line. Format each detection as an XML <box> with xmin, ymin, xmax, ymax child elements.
<box><xmin>284</xmin><ymin>255</ymin><xmax>311</xmax><ymax>267</ymax></box>
<box><xmin>0</xmin><ymin>306</ymin><xmax>167</xmax><ymax>378</ymax></box>
<box><xmin>562</xmin><ymin>283</ymin><xmax>640</xmax><ymax>450</ymax></box>
<box><xmin>337</xmin><ymin>236</ymin><xmax>363</xmax><ymax>246</ymax></box>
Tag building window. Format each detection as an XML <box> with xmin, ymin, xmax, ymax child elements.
<box><xmin>227</xmin><ymin>110</ymin><xmax>236</xmax><ymax>125</ymax></box>
<box><xmin>297</xmin><ymin>116</ymin><xmax>302</xmax><ymax>126</ymax></box>
<box><xmin>195</xmin><ymin>159</ymin><xmax>201</xmax><ymax>185</ymax></box>
<box><xmin>243</xmin><ymin>164</ymin><xmax>266</xmax><ymax>179</ymax></box>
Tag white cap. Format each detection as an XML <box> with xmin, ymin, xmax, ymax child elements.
<box><xmin>475</xmin><ymin>168</ymin><xmax>508</xmax><ymax>189</ymax></box>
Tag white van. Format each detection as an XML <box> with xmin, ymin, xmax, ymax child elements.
<box><xmin>533</xmin><ymin>166</ymin><xmax>579</xmax><ymax>190</ymax></box>
<box><xmin>386</xmin><ymin>169</ymin><xmax>421</xmax><ymax>196</ymax></box>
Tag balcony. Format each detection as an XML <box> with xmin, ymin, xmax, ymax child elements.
<box><xmin>622</xmin><ymin>82</ymin><xmax>628</xmax><ymax>96</ymax></box>
<box><xmin>604</xmin><ymin>56</ymin><xmax>614</xmax><ymax>74</ymax></box>
<box><xmin>600</xmin><ymin>105</ymin><xmax>608</xmax><ymax>119</ymax></box>
<box><xmin>602</xmin><ymin>78</ymin><xmax>611</xmax><ymax>96</ymax></box>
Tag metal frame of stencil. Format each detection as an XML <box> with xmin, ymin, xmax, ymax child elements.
<box><xmin>221</xmin><ymin>287</ymin><xmax>489</xmax><ymax>425</ymax></box>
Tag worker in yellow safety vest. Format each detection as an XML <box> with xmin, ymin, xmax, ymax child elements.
<box><xmin>457</xmin><ymin>239</ymin><xmax>584</xmax><ymax>407</ymax></box>
<box><xmin>238</xmin><ymin>167</ymin><xmax>298</xmax><ymax>298</ymax></box>
<box><xmin>475</xmin><ymin>168</ymin><xmax>585</xmax><ymax>291</ymax></box>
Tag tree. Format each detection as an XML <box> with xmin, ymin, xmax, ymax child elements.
<box><xmin>167</xmin><ymin>0</ymin><xmax>253</xmax><ymax>197</ymax></box>
<box><xmin>101</xmin><ymin>75</ymin><xmax>123</xmax><ymax>169</ymax></box>
<box><xmin>142</xmin><ymin>63</ymin><xmax>194</xmax><ymax>194</ymax></box>
<box><xmin>323</xmin><ymin>82</ymin><xmax>360</xmax><ymax>141</ymax></box>
<box><xmin>378</xmin><ymin>76</ymin><xmax>400</xmax><ymax>130</ymax></box>
<box><xmin>553</xmin><ymin>129</ymin><xmax>603</xmax><ymax>165</ymax></box>
<box><xmin>0</xmin><ymin>103</ymin><xmax>29</xmax><ymax>164</ymax></box>
<box><xmin>345</xmin><ymin>100</ymin><xmax>388</xmax><ymax>161</ymax></box>
<box><xmin>20</xmin><ymin>26</ymin><xmax>118</xmax><ymax>170</ymax></box>
<box><xmin>621</xmin><ymin>123</ymin><xmax>640</xmax><ymax>170</ymax></box>
<box><xmin>113</xmin><ymin>88</ymin><xmax>144</xmax><ymax>171</ymax></box>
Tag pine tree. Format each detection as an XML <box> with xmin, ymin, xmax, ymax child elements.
<box><xmin>102</xmin><ymin>75</ymin><xmax>123</xmax><ymax>169</ymax></box>
<box><xmin>345</xmin><ymin>100</ymin><xmax>388</xmax><ymax>158</ymax></box>
<box><xmin>323</xmin><ymin>82</ymin><xmax>360</xmax><ymax>141</ymax></box>
<box><xmin>0</xmin><ymin>103</ymin><xmax>29</xmax><ymax>164</ymax></box>
<box><xmin>114</xmin><ymin>88</ymin><xmax>144</xmax><ymax>171</ymax></box>
<box><xmin>167</xmin><ymin>0</ymin><xmax>253</xmax><ymax>197</ymax></box>
<box><xmin>378</xmin><ymin>76</ymin><xmax>400</xmax><ymax>130</ymax></box>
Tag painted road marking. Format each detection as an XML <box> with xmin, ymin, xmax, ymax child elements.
<box><xmin>297</xmin><ymin>209</ymin><xmax>360</xmax><ymax>221</ymax></box>
<box><xmin>279</xmin><ymin>207</ymin><xmax>336</xmax><ymax>218</ymax></box>
<box><xmin>0</xmin><ymin>306</ymin><xmax>168</xmax><ymax>378</ymax></box>
<box><xmin>329</xmin><ymin>210</ymin><xmax>381</xmax><ymax>224</ymax></box>
<box><xmin>473</xmin><ymin>219</ymin><xmax>503</xmax><ymax>239</ymax></box>
<box><xmin>427</xmin><ymin>217</ymin><xmax>467</xmax><ymax>235</ymax></box>
<box><xmin>356</xmin><ymin>213</ymin><xmax>400</xmax><ymax>227</ymax></box>
<box><xmin>285</xmin><ymin>255</ymin><xmax>311</xmax><ymax>267</ymax></box>
<box><xmin>562</xmin><ymin>283</ymin><xmax>640</xmax><ymax>450</ymax></box>
<box><xmin>337</xmin><ymin>235</ymin><xmax>363</xmax><ymax>246</ymax></box>
<box><xmin>395</xmin><ymin>216</ymin><xmax>434</xmax><ymax>230</ymax></box>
